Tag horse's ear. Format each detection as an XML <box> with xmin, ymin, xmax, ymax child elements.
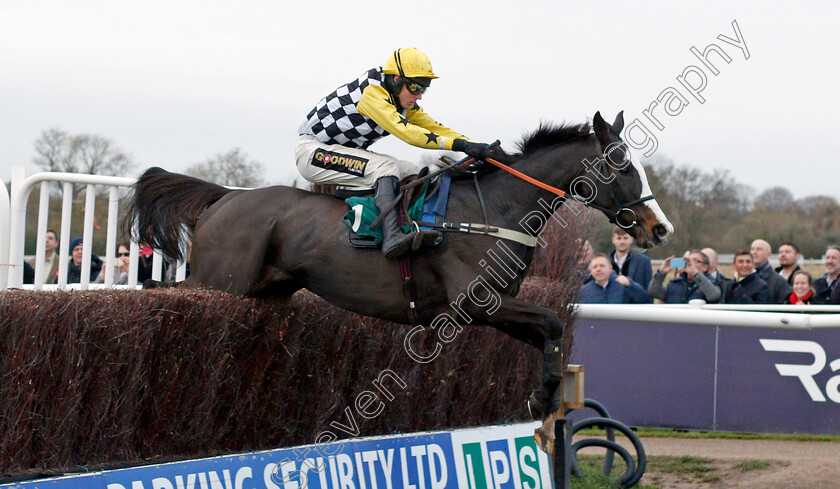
<box><xmin>593</xmin><ymin>111</ymin><xmax>609</xmax><ymax>146</ymax></box>
<box><xmin>613</xmin><ymin>111</ymin><xmax>625</xmax><ymax>134</ymax></box>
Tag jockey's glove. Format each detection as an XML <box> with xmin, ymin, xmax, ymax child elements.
<box><xmin>453</xmin><ymin>139</ymin><xmax>497</xmax><ymax>161</ymax></box>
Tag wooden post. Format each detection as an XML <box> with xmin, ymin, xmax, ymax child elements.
<box><xmin>553</xmin><ymin>417</ymin><xmax>571</xmax><ymax>489</ymax></box>
<box><xmin>534</xmin><ymin>365</ymin><xmax>584</xmax><ymax>488</ymax></box>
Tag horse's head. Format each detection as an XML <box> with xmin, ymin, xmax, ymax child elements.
<box><xmin>583</xmin><ymin>111</ymin><xmax>673</xmax><ymax>248</ymax></box>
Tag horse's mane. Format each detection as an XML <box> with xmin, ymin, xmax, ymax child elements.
<box><xmin>516</xmin><ymin>122</ymin><xmax>593</xmax><ymax>155</ymax></box>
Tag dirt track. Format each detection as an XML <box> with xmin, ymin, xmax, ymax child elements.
<box><xmin>629</xmin><ymin>437</ymin><xmax>840</xmax><ymax>488</ymax></box>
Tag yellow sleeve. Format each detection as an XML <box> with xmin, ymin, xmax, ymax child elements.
<box><xmin>357</xmin><ymin>84</ymin><xmax>467</xmax><ymax>150</ymax></box>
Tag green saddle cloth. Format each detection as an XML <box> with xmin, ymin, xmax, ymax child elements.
<box><xmin>342</xmin><ymin>184</ymin><xmax>427</xmax><ymax>244</ymax></box>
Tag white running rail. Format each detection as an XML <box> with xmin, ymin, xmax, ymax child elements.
<box><xmin>4</xmin><ymin>167</ymin><xmax>185</xmax><ymax>290</ymax></box>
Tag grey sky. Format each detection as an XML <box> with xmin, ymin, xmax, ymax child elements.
<box><xmin>2</xmin><ymin>0</ymin><xmax>838</xmax><ymax>200</ymax></box>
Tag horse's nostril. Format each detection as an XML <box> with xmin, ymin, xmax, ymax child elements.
<box><xmin>653</xmin><ymin>224</ymin><xmax>669</xmax><ymax>239</ymax></box>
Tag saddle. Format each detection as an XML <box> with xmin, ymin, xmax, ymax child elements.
<box><xmin>313</xmin><ymin>167</ymin><xmax>450</xmax><ymax>249</ymax></box>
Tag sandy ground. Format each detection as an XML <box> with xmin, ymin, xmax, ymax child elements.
<box><xmin>617</xmin><ymin>437</ymin><xmax>840</xmax><ymax>488</ymax></box>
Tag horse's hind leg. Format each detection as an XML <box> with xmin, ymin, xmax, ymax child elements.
<box><xmin>190</xmin><ymin>216</ymin><xmax>284</xmax><ymax>296</ymax></box>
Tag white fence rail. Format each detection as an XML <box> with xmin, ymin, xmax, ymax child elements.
<box><xmin>3</xmin><ymin>167</ymin><xmax>185</xmax><ymax>291</ymax></box>
<box><xmin>0</xmin><ymin>173</ymin><xmax>10</xmax><ymax>290</ymax></box>
<box><xmin>577</xmin><ymin>303</ymin><xmax>840</xmax><ymax>328</ymax></box>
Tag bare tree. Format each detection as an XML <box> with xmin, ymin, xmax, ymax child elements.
<box><xmin>33</xmin><ymin>128</ymin><xmax>134</xmax><ymax>176</ymax></box>
<box><xmin>184</xmin><ymin>148</ymin><xmax>266</xmax><ymax>188</ymax></box>
<box><xmin>754</xmin><ymin>186</ymin><xmax>794</xmax><ymax>212</ymax></box>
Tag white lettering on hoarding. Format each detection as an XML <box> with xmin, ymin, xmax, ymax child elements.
<box><xmin>760</xmin><ymin>339</ymin><xmax>840</xmax><ymax>403</ymax></box>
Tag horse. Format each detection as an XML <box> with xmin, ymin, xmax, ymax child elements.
<box><xmin>126</xmin><ymin>111</ymin><xmax>672</xmax><ymax>430</ymax></box>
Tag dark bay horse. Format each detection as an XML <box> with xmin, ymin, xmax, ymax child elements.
<box><xmin>127</xmin><ymin>111</ymin><xmax>672</xmax><ymax>416</ymax></box>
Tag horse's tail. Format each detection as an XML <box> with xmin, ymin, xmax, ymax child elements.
<box><xmin>124</xmin><ymin>167</ymin><xmax>232</xmax><ymax>261</ymax></box>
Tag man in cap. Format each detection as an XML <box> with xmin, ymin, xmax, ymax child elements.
<box><xmin>296</xmin><ymin>47</ymin><xmax>498</xmax><ymax>258</ymax></box>
<box><xmin>67</xmin><ymin>238</ymin><xmax>103</xmax><ymax>283</ymax></box>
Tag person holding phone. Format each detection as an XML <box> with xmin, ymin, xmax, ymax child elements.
<box><xmin>95</xmin><ymin>243</ymin><xmax>132</xmax><ymax>285</ymax></box>
<box><xmin>648</xmin><ymin>250</ymin><xmax>722</xmax><ymax>303</ymax></box>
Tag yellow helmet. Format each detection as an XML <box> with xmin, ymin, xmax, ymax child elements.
<box><xmin>383</xmin><ymin>48</ymin><xmax>438</xmax><ymax>80</ymax></box>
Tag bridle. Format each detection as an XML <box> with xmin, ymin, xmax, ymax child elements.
<box><xmin>481</xmin><ymin>137</ymin><xmax>655</xmax><ymax>229</ymax></box>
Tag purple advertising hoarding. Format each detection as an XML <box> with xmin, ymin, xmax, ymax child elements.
<box><xmin>570</xmin><ymin>319</ymin><xmax>840</xmax><ymax>434</ymax></box>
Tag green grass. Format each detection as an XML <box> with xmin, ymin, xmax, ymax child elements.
<box><xmin>567</xmin><ymin>427</ymin><xmax>826</xmax><ymax>487</ymax></box>
<box><xmin>571</xmin><ymin>454</ymin><xmax>779</xmax><ymax>488</ymax></box>
<box><xmin>571</xmin><ymin>454</ymin><xmax>641</xmax><ymax>489</ymax></box>
<box><xmin>732</xmin><ymin>459</ymin><xmax>773</xmax><ymax>472</ymax></box>
<box><xmin>648</xmin><ymin>455</ymin><xmax>721</xmax><ymax>484</ymax></box>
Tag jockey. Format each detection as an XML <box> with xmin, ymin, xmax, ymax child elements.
<box><xmin>296</xmin><ymin>47</ymin><xmax>497</xmax><ymax>258</ymax></box>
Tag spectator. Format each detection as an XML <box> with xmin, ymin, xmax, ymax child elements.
<box><xmin>135</xmin><ymin>243</ymin><xmax>176</xmax><ymax>283</ymax></box>
<box><xmin>577</xmin><ymin>238</ymin><xmax>595</xmax><ymax>283</ymax></box>
<box><xmin>648</xmin><ymin>250</ymin><xmax>721</xmax><ymax>303</ymax></box>
<box><xmin>578</xmin><ymin>253</ymin><xmax>652</xmax><ymax>304</ymax></box>
<box><xmin>610</xmin><ymin>227</ymin><xmax>652</xmax><ymax>291</ymax></box>
<box><xmin>95</xmin><ymin>243</ymin><xmax>131</xmax><ymax>285</ymax></box>
<box><xmin>702</xmin><ymin>247</ymin><xmax>732</xmax><ymax>290</ymax></box>
<box><xmin>814</xmin><ymin>245</ymin><xmax>840</xmax><ymax>303</ymax></box>
<box><xmin>25</xmin><ymin>228</ymin><xmax>60</xmax><ymax>284</ymax></box>
<box><xmin>751</xmin><ymin>239</ymin><xmax>791</xmax><ymax>304</ymax></box>
<box><xmin>722</xmin><ymin>250</ymin><xmax>771</xmax><ymax>304</ymax></box>
<box><xmin>137</xmin><ymin>243</ymin><xmax>156</xmax><ymax>283</ymax></box>
<box><xmin>831</xmin><ymin>278</ymin><xmax>840</xmax><ymax>305</ymax></box>
<box><xmin>775</xmin><ymin>242</ymin><xmax>802</xmax><ymax>286</ymax></box>
<box><xmin>67</xmin><ymin>238</ymin><xmax>103</xmax><ymax>283</ymax></box>
<box><xmin>577</xmin><ymin>238</ymin><xmax>594</xmax><ymax>266</ymax></box>
<box><xmin>785</xmin><ymin>270</ymin><xmax>815</xmax><ymax>305</ymax></box>
<box><xmin>23</xmin><ymin>261</ymin><xmax>35</xmax><ymax>285</ymax></box>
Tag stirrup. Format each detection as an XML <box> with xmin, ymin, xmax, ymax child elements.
<box><xmin>409</xmin><ymin>222</ymin><xmax>442</xmax><ymax>250</ymax></box>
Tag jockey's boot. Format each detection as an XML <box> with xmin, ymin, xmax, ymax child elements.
<box><xmin>375</xmin><ymin>176</ymin><xmax>418</xmax><ymax>258</ymax></box>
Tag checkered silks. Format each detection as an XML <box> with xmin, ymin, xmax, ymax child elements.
<box><xmin>298</xmin><ymin>68</ymin><xmax>392</xmax><ymax>149</ymax></box>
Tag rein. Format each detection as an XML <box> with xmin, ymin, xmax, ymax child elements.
<box><xmin>482</xmin><ymin>153</ymin><xmax>655</xmax><ymax>228</ymax></box>
<box><xmin>483</xmin><ymin>157</ymin><xmax>568</xmax><ymax>198</ymax></box>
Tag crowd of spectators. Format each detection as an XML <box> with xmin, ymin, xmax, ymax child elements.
<box><xmin>21</xmin><ymin>229</ymin><xmax>185</xmax><ymax>286</ymax></box>
<box><xmin>578</xmin><ymin>227</ymin><xmax>840</xmax><ymax>305</ymax></box>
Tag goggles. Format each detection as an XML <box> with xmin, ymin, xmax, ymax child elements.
<box><xmin>405</xmin><ymin>78</ymin><xmax>429</xmax><ymax>95</ymax></box>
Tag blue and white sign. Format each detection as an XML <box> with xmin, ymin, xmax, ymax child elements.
<box><xmin>3</xmin><ymin>423</ymin><xmax>552</xmax><ymax>489</ymax></box>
